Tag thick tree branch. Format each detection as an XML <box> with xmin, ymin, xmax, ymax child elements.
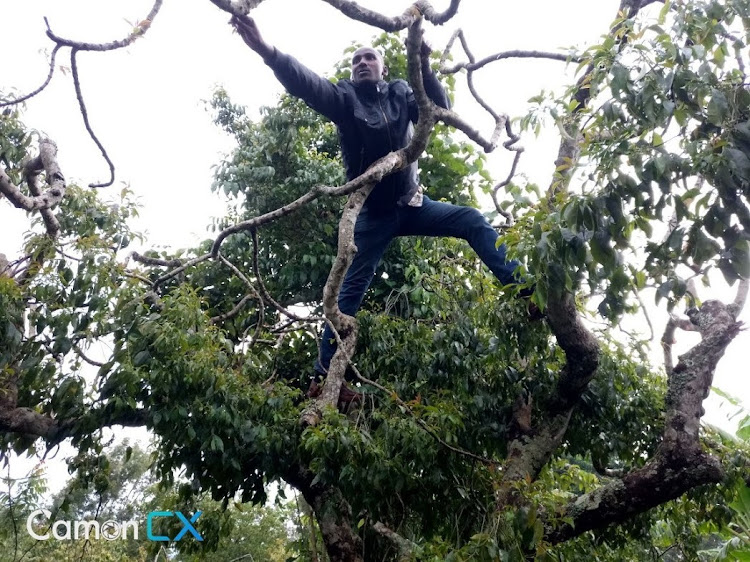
<box><xmin>728</xmin><ymin>278</ymin><xmax>749</xmax><ymax>318</ymax></box>
<box><xmin>497</xmin><ymin>0</ymin><xmax>662</xmax><ymax>507</ymax></box>
<box><xmin>0</xmin><ymin>403</ymin><xmax>147</xmax><ymax>443</ymax></box>
<box><xmin>319</xmin><ymin>0</ymin><xmax>461</xmax><ymax>31</ymax></box>
<box><xmin>284</xmin><ymin>464</ymin><xmax>364</xmax><ymax>562</ymax></box>
<box><xmin>372</xmin><ymin>522</ymin><xmax>415</xmax><ymax>561</ymax></box>
<box><xmin>497</xmin><ymin>293</ymin><xmax>600</xmax><ymax>506</ymax></box>
<box><xmin>546</xmin><ymin>299</ymin><xmax>738</xmax><ymax>543</ymax></box>
<box><xmin>661</xmin><ymin>314</ymin><xmax>699</xmax><ymax>373</ymax></box>
<box><xmin>210</xmin><ymin>0</ymin><xmax>459</xmax><ymax>29</ymax></box>
<box><xmin>130</xmin><ymin>252</ymin><xmax>183</xmax><ymax>268</ymax></box>
<box><xmin>0</xmin><ymin>139</ymin><xmax>65</xmax><ymax>220</ymax></box>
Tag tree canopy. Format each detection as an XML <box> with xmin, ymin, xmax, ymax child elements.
<box><xmin>1</xmin><ymin>0</ymin><xmax>750</xmax><ymax>560</ymax></box>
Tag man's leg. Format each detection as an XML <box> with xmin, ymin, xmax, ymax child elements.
<box><xmin>314</xmin><ymin>209</ymin><xmax>396</xmax><ymax>375</ymax></box>
<box><xmin>397</xmin><ymin>196</ymin><xmax>519</xmax><ymax>286</ymax></box>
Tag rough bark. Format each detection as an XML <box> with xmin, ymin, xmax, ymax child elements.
<box><xmin>546</xmin><ymin>299</ymin><xmax>740</xmax><ymax>542</ymax></box>
<box><xmin>498</xmin><ymin>293</ymin><xmax>600</xmax><ymax>506</ymax></box>
<box><xmin>0</xmin><ymin>139</ymin><xmax>65</xmax><ymax>228</ymax></box>
<box><xmin>285</xmin><ymin>465</ymin><xmax>364</xmax><ymax>562</ymax></box>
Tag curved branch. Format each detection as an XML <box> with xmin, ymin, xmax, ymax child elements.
<box><xmin>302</xmin><ymin>18</ymin><xmax>440</xmax><ymax>426</ymax></box>
<box><xmin>216</xmin><ymin>253</ymin><xmax>265</xmax><ymax>346</ymax></box>
<box><xmin>70</xmin><ymin>49</ymin><xmax>115</xmax><ymax>188</ymax></box>
<box><xmin>24</xmin><ymin>158</ymin><xmax>61</xmax><ymax>238</ymax></box>
<box><xmin>250</xmin><ymin>229</ymin><xmax>320</xmax><ymax>323</ymax></box>
<box><xmin>317</xmin><ymin>0</ymin><xmax>461</xmax><ymax>31</ymax></box>
<box><xmin>0</xmin><ymin>139</ymin><xmax>65</xmax><ymax>238</ymax></box>
<box><xmin>350</xmin><ymin>361</ymin><xmax>496</xmax><ymax>465</ymax></box>
<box><xmin>72</xmin><ymin>344</ymin><xmax>105</xmax><ymax>368</ymax></box>
<box><xmin>661</xmin><ymin>314</ymin><xmax>698</xmax><ymax>373</ymax></box>
<box><xmin>44</xmin><ymin>0</ymin><xmax>163</xmax><ymax>51</ymax></box>
<box><xmin>0</xmin><ymin>45</ymin><xmax>62</xmax><ymax>108</ymax></box>
<box><xmin>131</xmin><ymin>252</ymin><xmax>183</xmax><ymax>268</ymax></box>
<box><xmin>151</xmin><ymin>253</ymin><xmax>212</xmax><ymax>288</ymax></box>
<box><xmin>547</xmin><ymin>299</ymin><xmax>738</xmax><ymax>543</ymax></box>
<box><xmin>208</xmin><ymin>292</ymin><xmax>254</xmax><ymax>324</ymax></box>
<box><xmin>728</xmin><ymin>278</ymin><xmax>749</xmax><ymax>319</ymax></box>
<box><xmin>442</xmin><ymin>49</ymin><xmax>579</xmax><ymax>75</ymax></box>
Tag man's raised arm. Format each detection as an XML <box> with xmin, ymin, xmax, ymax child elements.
<box><xmin>232</xmin><ymin>15</ymin><xmax>346</xmax><ymax>124</ymax></box>
<box><xmin>406</xmin><ymin>39</ymin><xmax>450</xmax><ymax>123</ymax></box>
<box><xmin>420</xmin><ymin>40</ymin><xmax>450</xmax><ymax>110</ymax></box>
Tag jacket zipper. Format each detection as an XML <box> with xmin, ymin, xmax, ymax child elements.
<box><xmin>377</xmin><ymin>84</ymin><xmax>394</xmax><ymax>151</ymax></box>
<box><xmin>357</xmin><ymin>147</ymin><xmax>365</xmax><ymax>175</ymax></box>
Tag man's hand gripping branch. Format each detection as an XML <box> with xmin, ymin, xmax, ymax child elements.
<box><xmin>231</xmin><ymin>14</ymin><xmax>275</xmax><ymax>61</ymax></box>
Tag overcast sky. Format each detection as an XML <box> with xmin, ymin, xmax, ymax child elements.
<box><xmin>1</xmin><ymin>0</ymin><xmax>747</xmax><ymax>486</ymax></box>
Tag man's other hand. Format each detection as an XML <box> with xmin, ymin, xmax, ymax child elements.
<box><xmin>231</xmin><ymin>15</ymin><xmax>275</xmax><ymax>61</ymax></box>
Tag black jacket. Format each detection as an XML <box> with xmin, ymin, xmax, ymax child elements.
<box><xmin>266</xmin><ymin>50</ymin><xmax>450</xmax><ymax>212</ymax></box>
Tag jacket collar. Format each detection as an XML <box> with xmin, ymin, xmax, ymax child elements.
<box><xmin>354</xmin><ymin>80</ymin><xmax>388</xmax><ymax>98</ymax></box>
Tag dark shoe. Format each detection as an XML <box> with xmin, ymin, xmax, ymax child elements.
<box><xmin>337</xmin><ymin>382</ymin><xmax>363</xmax><ymax>409</ymax></box>
<box><xmin>527</xmin><ymin>301</ymin><xmax>545</xmax><ymax>321</ymax></box>
<box><xmin>306</xmin><ymin>379</ymin><xmax>322</xmax><ymax>399</ymax></box>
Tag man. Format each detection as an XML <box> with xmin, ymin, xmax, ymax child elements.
<box><xmin>232</xmin><ymin>15</ymin><xmax>525</xmax><ymax>404</ymax></box>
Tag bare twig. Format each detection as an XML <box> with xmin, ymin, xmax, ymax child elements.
<box><xmin>43</xmin><ymin>0</ymin><xmax>163</xmax><ymax>51</ymax></box>
<box><xmin>349</xmin><ymin>361</ymin><xmax>496</xmax><ymax>465</ymax></box>
<box><xmin>250</xmin><ymin>230</ymin><xmax>323</xmax><ymax>323</ymax></box>
<box><xmin>0</xmin><ymin>45</ymin><xmax>62</xmax><ymax>107</ymax></box>
<box><xmin>209</xmin><ymin>293</ymin><xmax>255</xmax><ymax>324</ymax></box>
<box><xmin>216</xmin><ymin>253</ymin><xmax>265</xmax><ymax>346</ymax></box>
<box><xmin>70</xmin><ymin>49</ymin><xmax>114</xmax><ymax>188</ymax></box>
<box><xmin>72</xmin><ymin>344</ymin><xmax>105</xmax><ymax>368</ymax></box>
<box><xmin>33</xmin><ymin>0</ymin><xmax>164</xmax><ymax>187</ymax></box>
<box><xmin>152</xmin><ymin>253</ymin><xmax>212</xmax><ymax>288</ymax></box>
<box><xmin>131</xmin><ymin>252</ymin><xmax>183</xmax><ymax>268</ymax></box>
<box><xmin>441</xmin><ymin>49</ymin><xmax>579</xmax><ymax>75</ymax></box>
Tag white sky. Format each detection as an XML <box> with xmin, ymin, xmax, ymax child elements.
<box><xmin>0</xmin><ymin>0</ymin><xmax>747</xmax><ymax>489</ymax></box>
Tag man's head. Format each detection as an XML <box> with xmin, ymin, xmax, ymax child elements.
<box><xmin>351</xmin><ymin>47</ymin><xmax>387</xmax><ymax>84</ymax></box>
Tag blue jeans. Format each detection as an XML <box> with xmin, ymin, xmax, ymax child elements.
<box><xmin>315</xmin><ymin>196</ymin><xmax>519</xmax><ymax>374</ymax></box>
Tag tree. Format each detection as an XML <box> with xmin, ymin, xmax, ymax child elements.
<box><xmin>1</xmin><ymin>0</ymin><xmax>749</xmax><ymax>560</ymax></box>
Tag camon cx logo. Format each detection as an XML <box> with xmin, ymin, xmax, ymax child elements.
<box><xmin>26</xmin><ymin>509</ymin><xmax>203</xmax><ymax>542</ymax></box>
<box><xmin>147</xmin><ymin>511</ymin><xmax>203</xmax><ymax>541</ymax></box>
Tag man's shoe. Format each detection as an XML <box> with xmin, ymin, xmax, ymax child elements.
<box><xmin>306</xmin><ymin>378</ymin><xmax>362</xmax><ymax>410</ymax></box>
<box><xmin>338</xmin><ymin>382</ymin><xmax>363</xmax><ymax>407</ymax></box>
<box><xmin>306</xmin><ymin>379</ymin><xmax>322</xmax><ymax>399</ymax></box>
<box><xmin>527</xmin><ymin>301</ymin><xmax>545</xmax><ymax>321</ymax></box>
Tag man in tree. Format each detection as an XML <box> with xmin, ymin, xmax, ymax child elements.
<box><xmin>232</xmin><ymin>15</ymin><xmax>525</xmax><ymax>404</ymax></box>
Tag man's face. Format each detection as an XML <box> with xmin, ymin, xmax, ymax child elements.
<box><xmin>351</xmin><ymin>47</ymin><xmax>387</xmax><ymax>84</ymax></box>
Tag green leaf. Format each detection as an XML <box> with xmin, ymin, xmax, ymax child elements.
<box><xmin>737</xmin><ymin>415</ymin><xmax>750</xmax><ymax>441</ymax></box>
<box><xmin>706</xmin><ymin>90</ymin><xmax>729</xmax><ymax>125</ymax></box>
<box><xmin>133</xmin><ymin>350</ymin><xmax>151</xmax><ymax>367</ymax></box>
